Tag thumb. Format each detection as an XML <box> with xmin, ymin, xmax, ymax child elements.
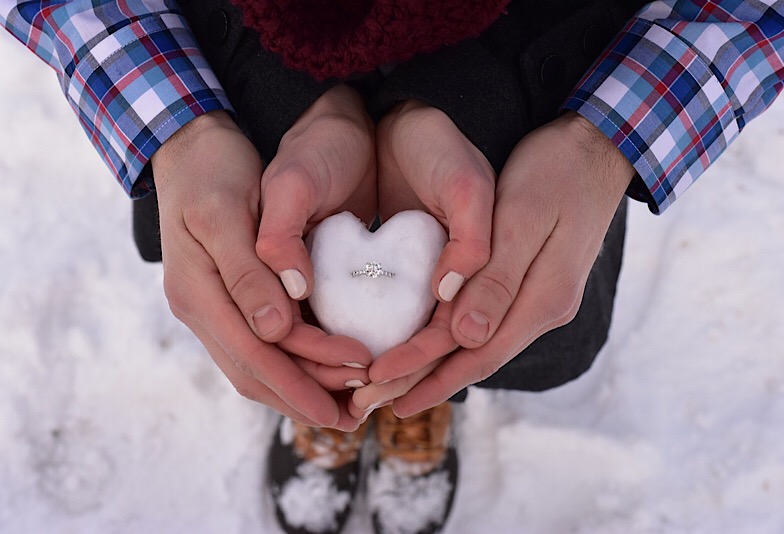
<box><xmin>431</xmin><ymin>167</ymin><xmax>494</xmax><ymax>303</ymax></box>
<box><xmin>256</xmin><ymin>164</ymin><xmax>316</xmax><ymax>300</ymax></box>
<box><xmin>381</xmin><ymin>103</ymin><xmax>496</xmax><ymax>303</ymax></box>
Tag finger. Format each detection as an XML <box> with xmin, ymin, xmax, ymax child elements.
<box><xmin>393</xmin><ymin>228</ymin><xmax>588</xmax><ymax>418</ymax></box>
<box><xmin>206</xmin><ymin>297</ymin><xmax>341</xmax><ymax>426</ymax></box>
<box><xmin>332</xmin><ymin>391</ymin><xmax>367</xmax><ymax>432</ymax></box>
<box><xmin>350</xmin><ymin>358</ymin><xmax>442</xmax><ymax>417</ymax></box>
<box><xmin>448</xmin><ymin>187</ymin><xmax>556</xmax><ymax>349</ymax></box>
<box><xmin>164</xmin><ymin>230</ymin><xmax>341</xmax><ymax>427</ymax></box>
<box><xmin>368</xmin><ymin>302</ymin><xmax>457</xmax><ymax>384</ymax></box>
<box><xmin>432</xmin><ymin>169</ymin><xmax>494</xmax><ymax>303</ymax></box>
<box><xmin>279</xmin><ymin>303</ymin><xmax>373</xmax><ymax>368</ymax></box>
<box><xmin>189</xmin><ymin>323</ymin><xmax>319</xmax><ymax>426</ymax></box>
<box><xmin>379</xmin><ymin>103</ymin><xmax>495</xmax><ymax>302</ymax></box>
<box><xmin>200</xmin><ymin>320</ymin><xmax>363</xmax><ymax>431</ymax></box>
<box><xmin>190</xmin><ymin>205</ymin><xmax>295</xmax><ymax>344</ymax></box>
<box><xmin>256</xmin><ymin>164</ymin><xmax>316</xmax><ymax>301</ymax></box>
<box><xmin>292</xmin><ymin>355</ymin><xmax>371</xmax><ymax>392</ymax></box>
<box><xmin>376</xmin><ymin>112</ymin><xmax>426</xmax><ymax>222</ymax></box>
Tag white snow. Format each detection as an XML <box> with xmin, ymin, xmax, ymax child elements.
<box><xmin>277</xmin><ymin>462</ymin><xmax>352</xmax><ymax>532</ymax></box>
<box><xmin>308</xmin><ymin>210</ymin><xmax>447</xmax><ymax>357</ymax></box>
<box><xmin>2</xmin><ymin>33</ymin><xmax>784</xmax><ymax>534</ymax></box>
<box><xmin>367</xmin><ymin>460</ymin><xmax>452</xmax><ymax>534</ymax></box>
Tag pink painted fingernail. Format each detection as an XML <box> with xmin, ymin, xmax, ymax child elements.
<box><xmin>458</xmin><ymin>311</ymin><xmax>490</xmax><ymax>343</ymax></box>
<box><xmin>438</xmin><ymin>271</ymin><xmax>465</xmax><ymax>302</ymax></box>
<box><xmin>345</xmin><ymin>379</ymin><xmax>367</xmax><ymax>389</ymax></box>
<box><xmin>279</xmin><ymin>269</ymin><xmax>307</xmax><ymax>299</ymax></box>
<box><xmin>252</xmin><ymin>305</ymin><xmax>282</xmax><ymax>337</ymax></box>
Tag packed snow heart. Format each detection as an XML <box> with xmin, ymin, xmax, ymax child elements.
<box><xmin>307</xmin><ymin>211</ymin><xmax>448</xmax><ymax>357</ymax></box>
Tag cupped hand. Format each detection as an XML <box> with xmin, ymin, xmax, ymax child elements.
<box><xmin>376</xmin><ymin>101</ymin><xmax>495</xmax><ymax>302</ymax></box>
<box><xmin>349</xmin><ymin>102</ymin><xmax>495</xmax><ymax>418</ymax></box>
<box><xmin>364</xmin><ymin>111</ymin><xmax>636</xmax><ymax>417</ymax></box>
<box><xmin>257</xmin><ymin>84</ymin><xmax>377</xmax><ymax>300</ymax></box>
<box><xmin>152</xmin><ymin>86</ymin><xmax>376</xmax><ymax>431</ymax></box>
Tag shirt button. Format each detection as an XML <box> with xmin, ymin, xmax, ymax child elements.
<box><xmin>540</xmin><ymin>54</ymin><xmax>565</xmax><ymax>91</ymax></box>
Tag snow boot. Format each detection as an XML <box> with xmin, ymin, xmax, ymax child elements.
<box><xmin>368</xmin><ymin>403</ymin><xmax>458</xmax><ymax>534</ymax></box>
<box><xmin>267</xmin><ymin>417</ymin><xmax>370</xmax><ymax>534</ymax></box>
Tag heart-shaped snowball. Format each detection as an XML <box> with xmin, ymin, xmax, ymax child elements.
<box><xmin>307</xmin><ymin>211</ymin><xmax>447</xmax><ymax>357</ymax></box>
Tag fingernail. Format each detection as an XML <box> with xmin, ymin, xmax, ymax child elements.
<box><xmin>438</xmin><ymin>271</ymin><xmax>466</xmax><ymax>302</ymax></box>
<box><xmin>344</xmin><ymin>379</ymin><xmax>367</xmax><ymax>389</ymax></box>
<box><xmin>343</xmin><ymin>362</ymin><xmax>368</xmax><ymax>369</ymax></box>
<box><xmin>458</xmin><ymin>311</ymin><xmax>490</xmax><ymax>343</ymax></box>
<box><xmin>279</xmin><ymin>269</ymin><xmax>307</xmax><ymax>299</ymax></box>
<box><xmin>363</xmin><ymin>399</ymin><xmax>392</xmax><ymax>413</ymax></box>
<box><xmin>252</xmin><ymin>305</ymin><xmax>282</xmax><ymax>336</ymax></box>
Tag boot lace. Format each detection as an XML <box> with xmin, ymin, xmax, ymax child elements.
<box><xmin>293</xmin><ymin>421</ymin><xmax>370</xmax><ymax>470</ymax></box>
<box><xmin>375</xmin><ymin>403</ymin><xmax>451</xmax><ymax>475</ymax></box>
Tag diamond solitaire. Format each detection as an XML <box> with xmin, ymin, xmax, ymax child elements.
<box><xmin>352</xmin><ymin>261</ymin><xmax>395</xmax><ymax>279</ymax></box>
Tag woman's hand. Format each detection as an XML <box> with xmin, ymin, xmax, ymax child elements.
<box><xmin>349</xmin><ymin>101</ymin><xmax>496</xmax><ymax>418</ymax></box>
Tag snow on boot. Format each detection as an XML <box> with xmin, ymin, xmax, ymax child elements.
<box><xmin>368</xmin><ymin>403</ymin><xmax>458</xmax><ymax>534</ymax></box>
<box><xmin>267</xmin><ymin>417</ymin><xmax>369</xmax><ymax>534</ymax></box>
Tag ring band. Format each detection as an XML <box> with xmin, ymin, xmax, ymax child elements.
<box><xmin>351</xmin><ymin>261</ymin><xmax>395</xmax><ymax>279</ymax></box>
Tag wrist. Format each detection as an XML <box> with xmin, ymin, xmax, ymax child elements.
<box><xmin>151</xmin><ymin>110</ymin><xmax>237</xmax><ymax>179</ymax></box>
<box><xmin>561</xmin><ymin>111</ymin><xmax>635</xmax><ymax>194</ymax></box>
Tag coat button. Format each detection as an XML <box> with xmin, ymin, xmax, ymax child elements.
<box><xmin>208</xmin><ymin>8</ymin><xmax>230</xmax><ymax>44</ymax></box>
<box><xmin>539</xmin><ymin>54</ymin><xmax>565</xmax><ymax>91</ymax></box>
<box><xmin>582</xmin><ymin>24</ymin><xmax>604</xmax><ymax>59</ymax></box>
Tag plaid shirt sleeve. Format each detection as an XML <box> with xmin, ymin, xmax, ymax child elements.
<box><xmin>1</xmin><ymin>0</ymin><xmax>233</xmax><ymax>197</ymax></box>
<box><xmin>563</xmin><ymin>1</ymin><xmax>784</xmax><ymax>213</ymax></box>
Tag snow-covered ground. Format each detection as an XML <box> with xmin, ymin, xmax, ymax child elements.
<box><xmin>1</xmin><ymin>32</ymin><xmax>783</xmax><ymax>534</ymax></box>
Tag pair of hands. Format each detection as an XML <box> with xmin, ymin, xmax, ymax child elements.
<box><xmin>151</xmin><ymin>84</ymin><xmax>635</xmax><ymax>430</ymax></box>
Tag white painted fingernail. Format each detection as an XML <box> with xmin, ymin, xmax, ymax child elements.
<box><xmin>279</xmin><ymin>269</ymin><xmax>307</xmax><ymax>299</ymax></box>
<box><xmin>438</xmin><ymin>271</ymin><xmax>465</xmax><ymax>302</ymax></box>
<box><xmin>345</xmin><ymin>379</ymin><xmax>367</xmax><ymax>389</ymax></box>
<box><xmin>343</xmin><ymin>362</ymin><xmax>368</xmax><ymax>369</ymax></box>
<box><xmin>363</xmin><ymin>400</ymin><xmax>390</xmax><ymax>413</ymax></box>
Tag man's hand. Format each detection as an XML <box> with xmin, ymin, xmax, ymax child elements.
<box><xmin>152</xmin><ymin>84</ymin><xmax>377</xmax><ymax>430</ymax></box>
<box><xmin>363</xmin><ymin>112</ymin><xmax>635</xmax><ymax>417</ymax></box>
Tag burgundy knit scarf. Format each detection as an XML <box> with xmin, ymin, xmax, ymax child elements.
<box><xmin>230</xmin><ymin>0</ymin><xmax>511</xmax><ymax>80</ymax></box>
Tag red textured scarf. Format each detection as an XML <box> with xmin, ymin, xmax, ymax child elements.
<box><xmin>230</xmin><ymin>0</ymin><xmax>511</xmax><ymax>80</ymax></box>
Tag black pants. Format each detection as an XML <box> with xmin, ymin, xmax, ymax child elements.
<box><xmin>133</xmin><ymin>0</ymin><xmax>635</xmax><ymax>394</ymax></box>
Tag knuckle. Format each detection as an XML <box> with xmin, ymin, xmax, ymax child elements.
<box><xmin>233</xmin><ymin>356</ymin><xmax>253</xmax><ymax>377</ymax></box>
<box><xmin>543</xmin><ymin>276</ymin><xmax>583</xmax><ymax>327</ymax></box>
<box><xmin>233</xmin><ymin>382</ymin><xmax>260</xmax><ymax>402</ymax></box>
<box><xmin>447</xmin><ymin>173</ymin><xmax>492</xmax><ymax>210</ymax></box>
<box><xmin>467</xmin><ymin>239</ymin><xmax>492</xmax><ymax>267</ymax></box>
<box><xmin>162</xmin><ymin>276</ymin><xmax>193</xmax><ymax>321</ymax></box>
<box><xmin>476</xmin><ymin>357</ymin><xmax>503</xmax><ymax>383</ymax></box>
<box><xmin>255</xmin><ymin>233</ymin><xmax>287</xmax><ymax>262</ymax></box>
<box><xmin>182</xmin><ymin>195</ymin><xmax>225</xmax><ymax>239</ymax></box>
<box><xmin>474</xmin><ymin>268</ymin><xmax>517</xmax><ymax>307</ymax></box>
<box><xmin>224</xmin><ymin>261</ymin><xmax>262</xmax><ymax>299</ymax></box>
<box><xmin>448</xmin><ymin>236</ymin><xmax>491</xmax><ymax>272</ymax></box>
<box><xmin>262</xmin><ymin>163</ymin><xmax>318</xmax><ymax>207</ymax></box>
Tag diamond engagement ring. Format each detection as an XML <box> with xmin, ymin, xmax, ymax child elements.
<box><xmin>351</xmin><ymin>261</ymin><xmax>395</xmax><ymax>279</ymax></box>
